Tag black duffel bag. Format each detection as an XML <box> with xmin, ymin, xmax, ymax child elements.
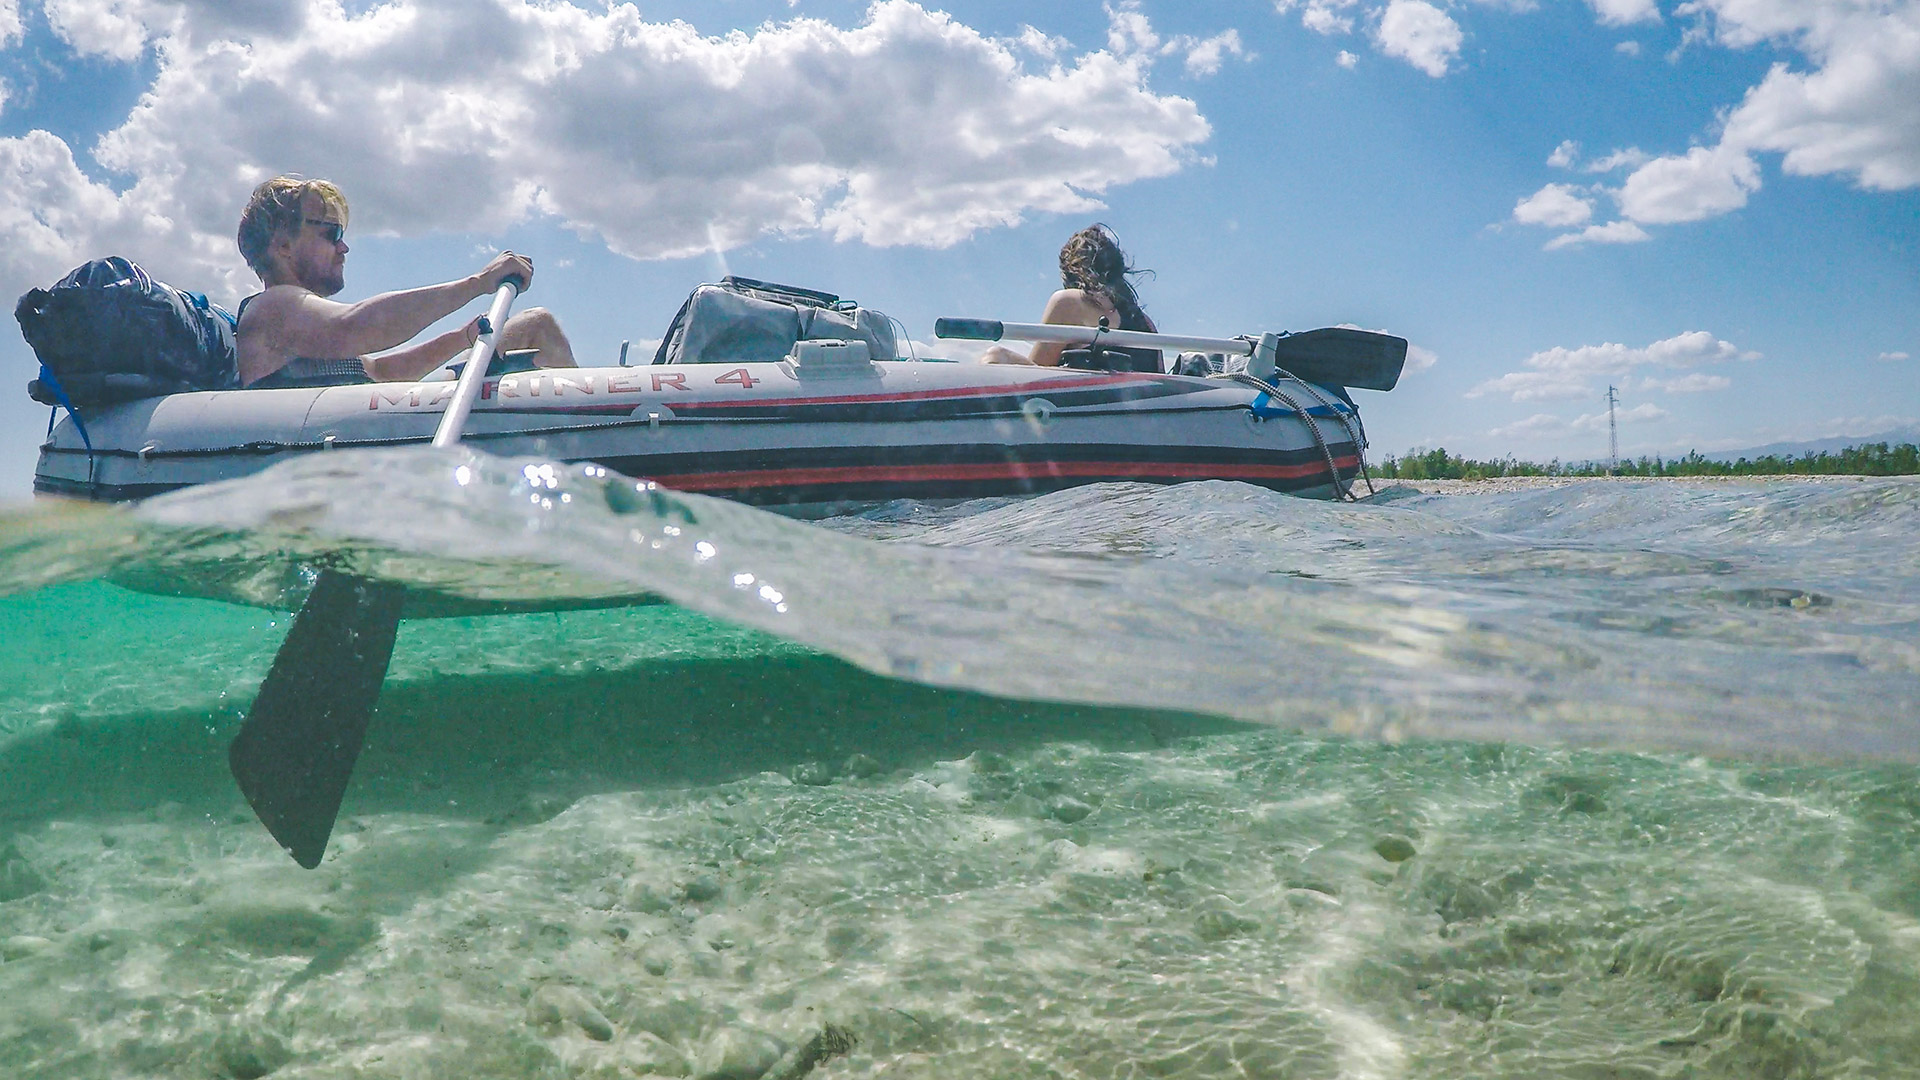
<box><xmin>17</xmin><ymin>256</ymin><xmax>240</xmax><ymax>408</ymax></box>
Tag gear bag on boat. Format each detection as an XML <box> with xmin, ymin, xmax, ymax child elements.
<box><xmin>651</xmin><ymin>276</ymin><xmax>899</xmax><ymax>366</ymax></box>
<box><xmin>17</xmin><ymin>256</ymin><xmax>240</xmax><ymax>408</ymax></box>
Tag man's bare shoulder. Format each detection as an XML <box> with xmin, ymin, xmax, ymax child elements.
<box><xmin>237</xmin><ymin>284</ymin><xmax>324</xmax><ymax>330</ymax></box>
<box><xmin>235</xmin><ymin>286</ymin><xmax>358</xmax><ymax>383</ymax></box>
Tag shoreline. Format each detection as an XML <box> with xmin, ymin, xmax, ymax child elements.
<box><xmin>1362</xmin><ymin>472</ymin><xmax>1909</xmax><ymax>496</ymax></box>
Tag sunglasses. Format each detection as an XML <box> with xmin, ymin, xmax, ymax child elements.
<box><xmin>304</xmin><ymin>218</ymin><xmax>346</xmax><ymax>244</ymax></box>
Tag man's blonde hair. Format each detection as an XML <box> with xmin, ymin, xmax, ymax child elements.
<box><xmin>236</xmin><ymin>176</ymin><xmax>349</xmax><ymax>277</ymax></box>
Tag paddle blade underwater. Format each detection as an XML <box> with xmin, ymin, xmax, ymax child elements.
<box><xmin>228</xmin><ymin>572</ymin><xmax>404</xmax><ymax>868</ymax></box>
<box><xmin>229</xmin><ymin>277</ymin><xmax>524</xmax><ymax>867</ymax></box>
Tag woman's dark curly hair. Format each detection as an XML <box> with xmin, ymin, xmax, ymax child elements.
<box><xmin>1058</xmin><ymin>224</ymin><xmax>1154</xmax><ymax>331</ymax></box>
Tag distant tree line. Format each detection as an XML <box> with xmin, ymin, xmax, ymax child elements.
<box><xmin>1374</xmin><ymin>442</ymin><xmax>1920</xmax><ymax>480</ymax></box>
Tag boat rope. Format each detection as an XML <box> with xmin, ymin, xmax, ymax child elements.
<box><xmin>37</xmin><ymin>363</ymin><xmax>97</xmax><ymax>488</ymax></box>
<box><xmin>1269</xmin><ymin>368</ymin><xmax>1377</xmax><ymax>499</ymax></box>
<box><xmin>887</xmin><ymin>315</ymin><xmax>919</xmax><ymax>361</ymax></box>
<box><xmin>1225</xmin><ymin>370</ymin><xmax>1369</xmax><ymax>501</ymax></box>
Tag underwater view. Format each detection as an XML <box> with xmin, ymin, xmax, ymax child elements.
<box><xmin>4</xmin><ymin>452</ymin><xmax>1919</xmax><ymax>1079</ymax></box>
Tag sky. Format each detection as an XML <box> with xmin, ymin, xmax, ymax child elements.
<box><xmin>1</xmin><ymin>0</ymin><xmax>1915</xmax><ymax>492</ymax></box>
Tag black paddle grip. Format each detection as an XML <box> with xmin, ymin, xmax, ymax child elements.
<box><xmin>934</xmin><ymin>318</ymin><xmax>1004</xmax><ymax>341</ymax></box>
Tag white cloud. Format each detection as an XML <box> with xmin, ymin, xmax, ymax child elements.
<box><xmin>1515</xmin><ymin>147</ymin><xmax>1663</xmax><ymax>245</ymax></box>
<box><xmin>0</xmin><ymin>129</ymin><xmax>224</xmax><ymax>291</ymax></box>
<box><xmin>1</xmin><ymin>1</ymin><xmax>1211</xmax><ymax>306</ymax></box>
<box><xmin>1471</xmin><ymin>372</ymin><xmax>1596</xmax><ymax>402</ymax></box>
<box><xmin>1486</xmin><ymin>403</ymin><xmax>1667</xmax><ymax>446</ymax></box>
<box><xmin>1617</xmin><ymin>144</ymin><xmax>1761</xmax><ymax>223</ymax></box>
<box><xmin>1721</xmin><ymin>23</ymin><xmax>1920</xmax><ymax>191</ymax></box>
<box><xmin>43</xmin><ymin>0</ymin><xmax>177</xmax><ymax>61</ymax></box>
<box><xmin>1489</xmin><ymin>413</ymin><xmax>1571</xmax><ymax>439</ymax></box>
<box><xmin>1</xmin><ymin>0</ymin><xmax>21</xmax><ymax>49</ymax></box>
<box><xmin>1303</xmin><ymin>8</ymin><xmax>1351</xmax><ymax>34</ymax></box>
<box><xmin>1469</xmin><ymin>329</ymin><xmax>1755</xmax><ymax>401</ymax></box>
<box><xmin>1616</xmin><ymin>39</ymin><xmax>1642</xmax><ymax>55</ymax></box>
<box><xmin>1337</xmin><ymin>49</ymin><xmax>1359</xmax><ymax>68</ymax></box>
<box><xmin>1374</xmin><ymin>0</ymin><xmax>1463</xmax><ymax>77</ymax></box>
<box><xmin>1279</xmin><ymin>0</ymin><xmax>1360</xmax><ymax>35</ymax></box>
<box><xmin>1585</xmin><ymin>146</ymin><xmax>1649</xmax><ymax>172</ymax></box>
<box><xmin>1167</xmin><ymin>29</ymin><xmax>1248</xmax><ymax>77</ymax></box>
<box><xmin>1542</xmin><ymin>219</ymin><xmax>1651</xmax><ymax>249</ymax></box>
<box><xmin>1513</xmin><ymin>182</ymin><xmax>1593</xmax><ymax>227</ymax></box>
<box><xmin>1586</xmin><ymin>0</ymin><xmax>1661</xmax><ymax>27</ymax></box>
<box><xmin>1880</xmin><ymin>351</ymin><xmax>1911</xmax><ymax>361</ymax></box>
<box><xmin>1572</xmin><ymin>402</ymin><xmax>1667</xmax><ymax>430</ymax></box>
<box><xmin>1303</xmin><ymin>2</ymin><xmax>1356</xmax><ymax>35</ymax></box>
<box><xmin>1641</xmin><ymin>372</ymin><xmax>1732</xmax><ymax>392</ymax></box>
<box><xmin>1012</xmin><ymin>25</ymin><xmax>1072</xmax><ymax>61</ymax></box>
<box><xmin>1106</xmin><ymin>1</ymin><xmax>1160</xmax><ymax>54</ymax></box>
<box><xmin>1513</xmin><ymin>0</ymin><xmax>1920</xmax><ymax>237</ymax></box>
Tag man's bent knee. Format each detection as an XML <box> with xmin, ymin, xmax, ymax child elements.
<box><xmin>501</xmin><ymin>307</ymin><xmax>574</xmax><ymax>366</ymax></box>
<box><xmin>503</xmin><ymin>307</ymin><xmax>555</xmax><ymax>337</ymax></box>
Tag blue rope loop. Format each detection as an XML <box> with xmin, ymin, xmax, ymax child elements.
<box><xmin>36</xmin><ymin>363</ymin><xmax>93</xmax><ymax>456</ymax></box>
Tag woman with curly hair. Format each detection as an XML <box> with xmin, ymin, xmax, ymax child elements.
<box><xmin>984</xmin><ymin>224</ymin><xmax>1161</xmax><ymax>370</ymax></box>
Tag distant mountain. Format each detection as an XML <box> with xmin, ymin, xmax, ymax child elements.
<box><xmin>1704</xmin><ymin>425</ymin><xmax>1920</xmax><ymax>463</ymax></box>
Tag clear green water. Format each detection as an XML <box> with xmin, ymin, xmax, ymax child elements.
<box><xmin>2</xmin><ymin>452</ymin><xmax>1917</xmax><ymax>1078</ymax></box>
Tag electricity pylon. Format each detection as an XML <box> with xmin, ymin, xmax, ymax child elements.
<box><xmin>1606</xmin><ymin>385</ymin><xmax>1620</xmax><ymax>471</ymax></box>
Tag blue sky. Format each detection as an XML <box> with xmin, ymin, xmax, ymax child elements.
<box><xmin>2</xmin><ymin>0</ymin><xmax>1915</xmax><ymax>492</ymax></box>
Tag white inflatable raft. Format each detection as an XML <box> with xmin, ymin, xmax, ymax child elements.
<box><xmin>31</xmin><ymin>284</ymin><xmax>1405</xmax><ymax>510</ymax></box>
<box><xmin>35</xmin><ymin>361</ymin><xmax>1385</xmax><ymax>510</ymax></box>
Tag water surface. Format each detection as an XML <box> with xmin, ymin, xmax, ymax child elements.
<box><xmin>3</xmin><ymin>452</ymin><xmax>1916</xmax><ymax>1078</ymax></box>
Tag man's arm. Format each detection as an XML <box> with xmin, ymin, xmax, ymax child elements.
<box><xmin>237</xmin><ymin>252</ymin><xmax>531</xmax><ymax>385</ymax></box>
<box><xmin>361</xmin><ymin>318</ymin><xmax>482</xmax><ymax>383</ymax></box>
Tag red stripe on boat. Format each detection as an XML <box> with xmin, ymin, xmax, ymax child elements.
<box><xmin>648</xmin><ymin>456</ymin><xmax>1358</xmax><ymax>491</ymax></box>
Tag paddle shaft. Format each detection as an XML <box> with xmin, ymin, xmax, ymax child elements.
<box><xmin>935</xmin><ymin>317</ymin><xmax>1254</xmax><ymax>356</ymax></box>
<box><xmin>433</xmin><ymin>278</ymin><xmax>524</xmax><ymax>448</ymax></box>
<box><xmin>936</xmin><ymin>318</ymin><xmax>1408</xmax><ymax>391</ymax></box>
<box><xmin>230</xmin><ymin>275</ymin><xmax>526</xmax><ymax>869</ymax></box>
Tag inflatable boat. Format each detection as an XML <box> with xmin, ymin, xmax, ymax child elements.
<box><xmin>21</xmin><ymin>273</ymin><xmax>1409</xmax><ymax>870</ymax></box>
<box><xmin>30</xmin><ymin>278</ymin><xmax>1406</xmax><ymax>511</ymax></box>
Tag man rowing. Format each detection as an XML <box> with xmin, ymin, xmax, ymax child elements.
<box><xmin>233</xmin><ymin>175</ymin><xmax>576</xmax><ymax>388</ymax></box>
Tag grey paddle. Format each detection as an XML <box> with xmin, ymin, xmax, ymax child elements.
<box><xmin>229</xmin><ymin>277</ymin><xmax>525</xmax><ymax>869</ymax></box>
<box><xmin>934</xmin><ymin>319</ymin><xmax>1409</xmax><ymax>391</ymax></box>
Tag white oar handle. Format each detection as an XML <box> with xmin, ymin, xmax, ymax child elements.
<box><xmin>431</xmin><ymin>278</ymin><xmax>523</xmax><ymax>449</ymax></box>
<box><xmin>935</xmin><ymin>317</ymin><xmax>1257</xmax><ymax>356</ymax></box>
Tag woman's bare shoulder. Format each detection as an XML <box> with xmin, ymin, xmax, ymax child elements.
<box><xmin>1042</xmin><ymin>288</ymin><xmax>1117</xmax><ymax>324</ymax></box>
